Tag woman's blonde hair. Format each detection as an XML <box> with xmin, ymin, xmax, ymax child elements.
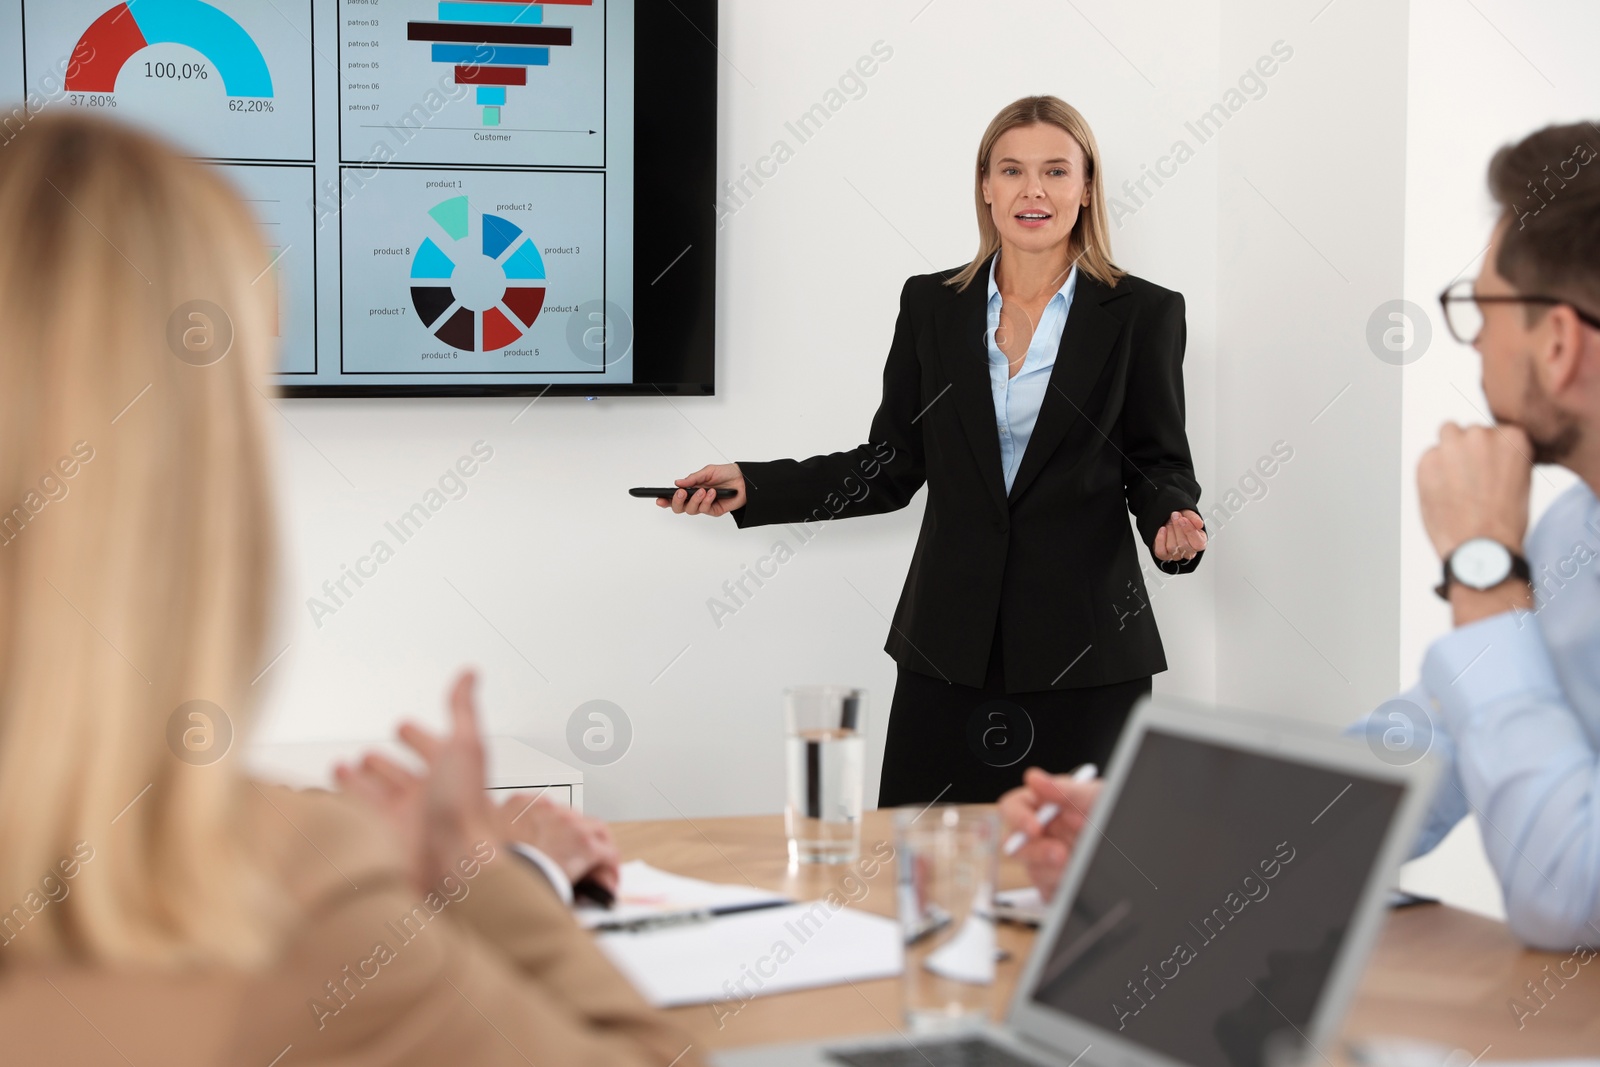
<box><xmin>946</xmin><ymin>95</ymin><xmax>1124</xmax><ymax>293</ymax></box>
<box><xmin>0</xmin><ymin>113</ymin><xmax>286</xmax><ymax>967</ymax></box>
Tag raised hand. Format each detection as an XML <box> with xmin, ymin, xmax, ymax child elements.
<box><xmin>335</xmin><ymin>670</ymin><xmax>505</xmax><ymax>895</ymax></box>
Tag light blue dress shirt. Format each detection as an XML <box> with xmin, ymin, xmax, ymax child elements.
<box><xmin>1359</xmin><ymin>479</ymin><xmax>1600</xmax><ymax>949</ymax></box>
<box><xmin>985</xmin><ymin>253</ymin><xmax>1078</xmax><ymax>493</ymax></box>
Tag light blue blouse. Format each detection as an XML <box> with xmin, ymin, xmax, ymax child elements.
<box><xmin>985</xmin><ymin>252</ymin><xmax>1079</xmax><ymax>493</ymax></box>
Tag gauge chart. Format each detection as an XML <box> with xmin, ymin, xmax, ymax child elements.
<box><xmin>341</xmin><ymin>167</ymin><xmax>605</xmax><ymax>374</ymax></box>
<box><xmin>23</xmin><ymin>0</ymin><xmax>313</xmax><ymax>161</ymax></box>
<box><xmin>66</xmin><ymin>1</ymin><xmax>272</xmax><ymax>96</ymax></box>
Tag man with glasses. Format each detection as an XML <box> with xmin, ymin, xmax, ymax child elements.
<box><xmin>1398</xmin><ymin>121</ymin><xmax>1600</xmax><ymax>951</ymax></box>
<box><xmin>999</xmin><ymin>121</ymin><xmax>1600</xmax><ymax>952</ymax></box>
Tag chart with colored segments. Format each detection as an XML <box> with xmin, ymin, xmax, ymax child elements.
<box><xmin>339</xmin><ymin>0</ymin><xmax>605</xmax><ymax>168</ymax></box>
<box><xmin>21</xmin><ymin>0</ymin><xmax>313</xmax><ymax>163</ymax></box>
<box><xmin>408</xmin><ymin>194</ymin><xmax>550</xmax><ymax>353</ymax></box>
<box><xmin>341</xmin><ymin>168</ymin><xmax>605</xmax><ymax>374</ymax></box>
<box><xmin>21</xmin><ymin>0</ymin><xmax>314</xmax><ymax>162</ymax></box>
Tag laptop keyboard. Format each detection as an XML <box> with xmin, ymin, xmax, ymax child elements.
<box><xmin>827</xmin><ymin>1036</ymin><xmax>1049</xmax><ymax>1067</ymax></box>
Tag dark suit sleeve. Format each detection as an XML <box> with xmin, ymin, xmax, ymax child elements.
<box><xmin>732</xmin><ymin>277</ymin><xmax>927</xmax><ymax>528</ymax></box>
<box><xmin>1121</xmin><ymin>289</ymin><xmax>1205</xmax><ymax>575</ymax></box>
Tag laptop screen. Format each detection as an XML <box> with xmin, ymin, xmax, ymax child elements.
<box><xmin>1027</xmin><ymin>728</ymin><xmax>1405</xmax><ymax>1067</ymax></box>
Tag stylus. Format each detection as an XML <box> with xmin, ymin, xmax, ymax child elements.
<box><xmin>1002</xmin><ymin>762</ymin><xmax>1097</xmax><ymax>857</ymax></box>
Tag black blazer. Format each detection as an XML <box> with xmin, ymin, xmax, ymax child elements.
<box><xmin>733</xmin><ymin>251</ymin><xmax>1203</xmax><ymax>692</ymax></box>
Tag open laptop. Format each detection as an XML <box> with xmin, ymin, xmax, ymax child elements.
<box><xmin>714</xmin><ymin>693</ymin><xmax>1439</xmax><ymax>1067</ymax></box>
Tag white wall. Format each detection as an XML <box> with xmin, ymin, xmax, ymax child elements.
<box><xmin>1213</xmin><ymin>0</ymin><xmax>1410</xmax><ymax>722</ymax></box>
<box><xmin>255</xmin><ymin>3</ymin><xmax>1594</xmax><ymax>883</ymax></box>
<box><xmin>1399</xmin><ymin>0</ymin><xmax>1593</xmax><ymax>685</ymax></box>
<box><xmin>252</xmin><ymin>0</ymin><xmax>1223</xmax><ymax>821</ymax></box>
<box><xmin>1393</xmin><ymin>0</ymin><xmax>1600</xmax><ymax>920</ymax></box>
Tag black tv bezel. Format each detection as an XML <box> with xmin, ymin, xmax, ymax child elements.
<box><xmin>280</xmin><ymin>0</ymin><xmax>717</xmax><ymax>398</ymax></box>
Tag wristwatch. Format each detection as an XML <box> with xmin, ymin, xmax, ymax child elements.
<box><xmin>1433</xmin><ymin>537</ymin><xmax>1531</xmax><ymax>600</ymax></box>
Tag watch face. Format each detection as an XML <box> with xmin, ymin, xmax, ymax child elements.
<box><xmin>1453</xmin><ymin>538</ymin><xmax>1513</xmax><ymax>590</ymax></box>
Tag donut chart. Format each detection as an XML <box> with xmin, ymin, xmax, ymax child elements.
<box><xmin>408</xmin><ymin>195</ymin><xmax>548</xmax><ymax>353</ymax></box>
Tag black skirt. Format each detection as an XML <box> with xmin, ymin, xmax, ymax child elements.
<box><xmin>877</xmin><ymin>628</ymin><xmax>1151</xmax><ymax>807</ymax></box>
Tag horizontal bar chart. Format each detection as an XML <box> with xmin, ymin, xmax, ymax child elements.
<box><xmin>430</xmin><ymin>43</ymin><xmax>549</xmax><ymax>65</ymax></box>
<box><xmin>436</xmin><ymin>2</ymin><xmax>543</xmax><ymax>23</ymax></box>
<box><xmin>453</xmin><ymin>63</ymin><xmax>526</xmax><ymax>85</ymax></box>
<box><xmin>410</xmin><ymin>0</ymin><xmax>593</xmax><ymax>128</ymax></box>
<box><xmin>408</xmin><ymin>23</ymin><xmax>571</xmax><ymax>47</ymax></box>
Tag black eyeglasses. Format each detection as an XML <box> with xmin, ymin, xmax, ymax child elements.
<box><xmin>1438</xmin><ymin>279</ymin><xmax>1600</xmax><ymax>345</ymax></box>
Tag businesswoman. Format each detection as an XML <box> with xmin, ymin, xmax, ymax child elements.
<box><xmin>664</xmin><ymin>96</ymin><xmax>1207</xmax><ymax>805</ymax></box>
<box><xmin>0</xmin><ymin>113</ymin><xmax>699</xmax><ymax>1065</ymax></box>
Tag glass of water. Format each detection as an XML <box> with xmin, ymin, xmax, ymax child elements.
<box><xmin>893</xmin><ymin>806</ymin><xmax>1000</xmax><ymax>1032</ymax></box>
<box><xmin>783</xmin><ymin>686</ymin><xmax>867</xmax><ymax>865</ymax></box>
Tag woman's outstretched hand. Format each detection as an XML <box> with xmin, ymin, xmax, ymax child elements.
<box><xmin>659</xmin><ymin>463</ymin><xmax>746</xmax><ymax>516</ymax></box>
<box><xmin>1153</xmin><ymin>509</ymin><xmax>1207</xmax><ymax>562</ymax></box>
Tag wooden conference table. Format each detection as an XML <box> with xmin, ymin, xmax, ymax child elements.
<box><xmin>611</xmin><ymin>808</ymin><xmax>1600</xmax><ymax>1062</ymax></box>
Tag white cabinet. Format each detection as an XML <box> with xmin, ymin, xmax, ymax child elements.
<box><xmin>248</xmin><ymin>736</ymin><xmax>585</xmax><ymax>811</ymax></box>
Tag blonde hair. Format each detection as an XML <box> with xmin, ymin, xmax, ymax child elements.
<box><xmin>946</xmin><ymin>95</ymin><xmax>1124</xmax><ymax>293</ymax></box>
<box><xmin>0</xmin><ymin>113</ymin><xmax>286</xmax><ymax>967</ymax></box>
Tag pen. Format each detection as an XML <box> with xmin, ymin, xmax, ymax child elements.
<box><xmin>593</xmin><ymin>898</ymin><xmax>790</xmax><ymax>933</ymax></box>
<box><xmin>903</xmin><ymin>905</ymin><xmax>953</xmax><ymax>947</ymax></box>
<box><xmin>1003</xmin><ymin>763</ymin><xmax>1097</xmax><ymax>857</ymax></box>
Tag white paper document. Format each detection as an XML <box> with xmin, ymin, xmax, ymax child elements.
<box><xmin>994</xmin><ymin>885</ymin><xmax>1048</xmax><ymax>926</ymax></box>
<box><xmin>597</xmin><ymin>900</ymin><xmax>904</xmax><ymax>1007</ymax></box>
<box><xmin>922</xmin><ymin>909</ymin><xmax>996</xmax><ymax>984</ymax></box>
<box><xmin>575</xmin><ymin>860</ymin><xmax>790</xmax><ymax>930</ymax></box>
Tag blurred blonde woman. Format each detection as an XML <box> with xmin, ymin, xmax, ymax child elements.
<box><xmin>0</xmin><ymin>113</ymin><xmax>700</xmax><ymax>1066</ymax></box>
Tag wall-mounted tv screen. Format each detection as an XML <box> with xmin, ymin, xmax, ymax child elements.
<box><xmin>4</xmin><ymin>0</ymin><xmax>718</xmax><ymax>396</ymax></box>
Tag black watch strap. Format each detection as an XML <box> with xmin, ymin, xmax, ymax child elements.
<box><xmin>1433</xmin><ymin>546</ymin><xmax>1532</xmax><ymax>600</ymax></box>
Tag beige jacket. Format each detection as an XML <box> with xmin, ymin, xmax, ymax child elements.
<box><xmin>0</xmin><ymin>783</ymin><xmax>704</xmax><ymax>1067</ymax></box>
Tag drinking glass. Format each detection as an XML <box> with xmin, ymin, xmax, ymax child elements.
<box><xmin>783</xmin><ymin>686</ymin><xmax>866</xmax><ymax>865</ymax></box>
<box><xmin>893</xmin><ymin>806</ymin><xmax>1000</xmax><ymax>1031</ymax></box>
